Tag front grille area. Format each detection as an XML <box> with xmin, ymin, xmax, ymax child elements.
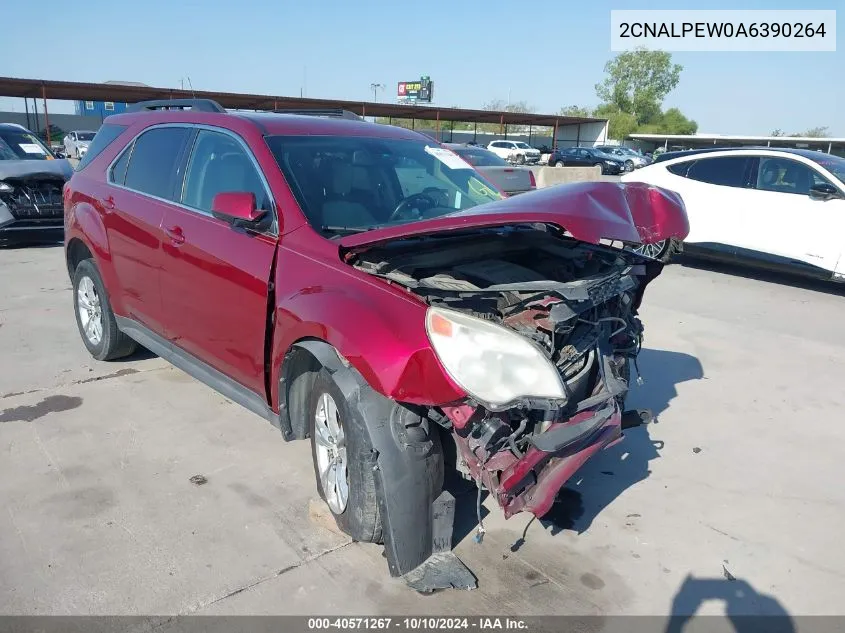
<box><xmin>0</xmin><ymin>178</ymin><xmax>65</xmax><ymax>219</ymax></box>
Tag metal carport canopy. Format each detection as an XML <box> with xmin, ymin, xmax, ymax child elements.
<box><xmin>0</xmin><ymin>76</ymin><xmax>604</xmax><ymax>128</ymax></box>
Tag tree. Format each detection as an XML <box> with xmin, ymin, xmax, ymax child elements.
<box><xmin>770</xmin><ymin>129</ymin><xmax>785</xmax><ymax>137</ymax></box>
<box><xmin>559</xmin><ymin>105</ymin><xmax>592</xmax><ymax>118</ymax></box>
<box><xmin>595</xmin><ymin>48</ymin><xmax>683</xmax><ymax>125</ymax></box>
<box><xmin>799</xmin><ymin>126</ymin><xmax>829</xmax><ymax>138</ymax></box>
<box><xmin>593</xmin><ymin>104</ymin><xmax>638</xmax><ymax>141</ymax></box>
<box><xmin>657</xmin><ymin>108</ymin><xmax>698</xmax><ymax>135</ymax></box>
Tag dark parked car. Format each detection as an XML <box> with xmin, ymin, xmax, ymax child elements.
<box><xmin>443</xmin><ymin>143</ymin><xmax>536</xmax><ymax>195</ymax></box>
<box><xmin>547</xmin><ymin>146</ymin><xmax>629</xmax><ymax>174</ymax></box>
<box><xmin>0</xmin><ymin>123</ymin><xmax>73</xmax><ymax>246</ymax></box>
<box><xmin>64</xmin><ymin>99</ymin><xmax>688</xmax><ymax>590</ymax></box>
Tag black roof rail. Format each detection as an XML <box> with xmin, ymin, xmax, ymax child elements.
<box><xmin>273</xmin><ymin>108</ymin><xmax>363</xmax><ymax>121</ymax></box>
<box><xmin>127</xmin><ymin>99</ymin><xmax>226</xmax><ymax>113</ymax></box>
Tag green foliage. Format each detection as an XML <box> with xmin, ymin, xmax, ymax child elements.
<box><xmin>559</xmin><ymin>105</ymin><xmax>592</xmax><ymax>117</ymax></box>
<box><xmin>593</xmin><ymin>104</ymin><xmax>638</xmax><ymax>140</ymax></box>
<box><xmin>799</xmin><ymin>126</ymin><xmax>829</xmax><ymax>138</ymax></box>
<box><xmin>595</xmin><ymin>48</ymin><xmax>682</xmax><ymax>125</ymax></box>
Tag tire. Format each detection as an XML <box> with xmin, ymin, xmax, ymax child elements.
<box><xmin>309</xmin><ymin>369</ymin><xmax>382</xmax><ymax>543</ymax></box>
<box><xmin>554</xmin><ymin>160</ymin><xmax>565</xmax><ymax>167</ymax></box>
<box><xmin>72</xmin><ymin>259</ymin><xmax>137</xmax><ymax>361</ymax></box>
<box><xmin>597</xmin><ymin>162</ymin><xmax>607</xmax><ymax>175</ymax></box>
<box><xmin>624</xmin><ymin>159</ymin><xmax>634</xmax><ymax>171</ymax></box>
<box><xmin>516</xmin><ymin>154</ymin><xmax>526</xmax><ymax>165</ymax></box>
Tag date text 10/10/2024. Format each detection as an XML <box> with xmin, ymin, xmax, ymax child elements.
<box><xmin>307</xmin><ymin>617</ymin><xmax>529</xmax><ymax>630</ymax></box>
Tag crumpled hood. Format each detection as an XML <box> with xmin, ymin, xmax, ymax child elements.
<box><xmin>339</xmin><ymin>181</ymin><xmax>689</xmax><ymax>251</ymax></box>
<box><xmin>0</xmin><ymin>159</ymin><xmax>74</xmax><ymax>181</ymax></box>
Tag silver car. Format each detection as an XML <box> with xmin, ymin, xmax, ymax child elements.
<box><xmin>595</xmin><ymin>145</ymin><xmax>652</xmax><ymax>170</ymax></box>
<box><xmin>63</xmin><ymin>130</ymin><xmax>97</xmax><ymax>159</ymax></box>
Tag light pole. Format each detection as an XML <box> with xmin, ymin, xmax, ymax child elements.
<box><xmin>370</xmin><ymin>83</ymin><xmax>384</xmax><ymax>102</ymax></box>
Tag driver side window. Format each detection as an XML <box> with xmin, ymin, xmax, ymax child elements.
<box><xmin>755</xmin><ymin>157</ymin><xmax>825</xmax><ymax>196</ymax></box>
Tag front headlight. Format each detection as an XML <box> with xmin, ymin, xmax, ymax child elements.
<box><xmin>0</xmin><ymin>181</ymin><xmax>12</xmax><ymax>192</ymax></box>
<box><xmin>425</xmin><ymin>307</ymin><xmax>565</xmax><ymax>409</ymax></box>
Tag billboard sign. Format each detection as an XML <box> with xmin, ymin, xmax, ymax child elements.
<box><xmin>397</xmin><ymin>76</ymin><xmax>433</xmax><ymax>103</ymax></box>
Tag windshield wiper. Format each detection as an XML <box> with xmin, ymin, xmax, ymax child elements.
<box><xmin>321</xmin><ymin>225</ymin><xmax>377</xmax><ymax>236</ymax></box>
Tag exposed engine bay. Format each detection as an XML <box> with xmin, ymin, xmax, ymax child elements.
<box><xmin>350</xmin><ymin>223</ymin><xmax>662</xmax><ymax>521</ymax></box>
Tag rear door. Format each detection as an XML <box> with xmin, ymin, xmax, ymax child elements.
<box><xmin>105</xmin><ymin>125</ymin><xmax>192</xmax><ymax>335</ymax></box>
<box><xmin>159</xmin><ymin>127</ymin><xmax>278</xmax><ymax>396</ymax></box>
<box><xmin>652</xmin><ymin>155</ymin><xmax>757</xmax><ymax>250</ymax></box>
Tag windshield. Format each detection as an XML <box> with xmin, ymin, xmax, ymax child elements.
<box><xmin>452</xmin><ymin>147</ymin><xmax>510</xmax><ymax>167</ymax></box>
<box><xmin>266</xmin><ymin>135</ymin><xmax>503</xmax><ymax>235</ymax></box>
<box><xmin>513</xmin><ymin>142</ymin><xmax>532</xmax><ymax>150</ymax></box>
<box><xmin>0</xmin><ymin>128</ymin><xmax>54</xmax><ymax>161</ymax></box>
<box><xmin>77</xmin><ymin>132</ymin><xmax>96</xmax><ymax>141</ymax></box>
<box><xmin>811</xmin><ymin>154</ymin><xmax>845</xmax><ymax>183</ymax></box>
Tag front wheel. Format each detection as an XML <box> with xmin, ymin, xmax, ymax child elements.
<box><xmin>516</xmin><ymin>154</ymin><xmax>526</xmax><ymax>165</ymax></box>
<box><xmin>309</xmin><ymin>369</ymin><xmax>382</xmax><ymax>543</ymax></box>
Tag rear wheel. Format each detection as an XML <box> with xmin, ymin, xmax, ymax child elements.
<box><xmin>309</xmin><ymin>369</ymin><xmax>382</xmax><ymax>543</ymax></box>
<box><xmin>554</xmin><ymin>160</ymin><xmax>565</xmax><ymax>167</ymax></box>
<box><xmin>72</xmin><ymin>259</ymin><xmax>137</xmax><ymax>361</ymax></box>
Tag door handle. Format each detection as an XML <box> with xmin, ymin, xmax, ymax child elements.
<box><xmin>102</xmin><ymin>195</ymin><xmax>115</xmax><ymax>211</ymax></box>
<box><xmin>165</xmin><ymin>226</ymin><xmax>185</xmax><ymax>245</ymax></box>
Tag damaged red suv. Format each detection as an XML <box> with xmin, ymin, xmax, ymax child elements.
<box><xmin>64</xmin><ymin>99</ymin><xmax>688</xmax><ymax>591</ymax></box>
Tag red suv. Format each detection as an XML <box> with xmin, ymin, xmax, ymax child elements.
<box><xmin>64</xmin><ymin>99</ymin><xmax>688</xmax><ymax>591</ymax></box>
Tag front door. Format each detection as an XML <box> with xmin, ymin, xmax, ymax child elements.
<box><xmin>743</xmin><ymin>156</ymin><xmax>845</xmax><ymax>273</ymax></box>
<box><xmin>159</xmin><ymin>127</ymin><xmax>278</xmax><ymax>396</ymax></box>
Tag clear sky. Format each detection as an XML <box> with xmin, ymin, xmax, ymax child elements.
<box><xmin>2</xmin><ymin>0</ymin><xmax>842</xmax><ymax>136</ymax></box>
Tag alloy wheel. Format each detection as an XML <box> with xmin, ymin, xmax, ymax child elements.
<box><xmin>633</xmin><ymin>240</ymin><xmax>668</xmax><ymax>259</ymax></box>
<box><xmin>77</xmin><ymin>276</ymin><xmax>103</xmax><ymax>345</ymax></box>
<box><xmin>313</xmin><ymin>392</ymin><xmax>349</xmax><ymax>514</ymax></box>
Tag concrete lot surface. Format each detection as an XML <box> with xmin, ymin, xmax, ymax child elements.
<box><xmin>1</xmin><ymin>244</ymin><xmax>844</xmax><ymax>618</ymax></box>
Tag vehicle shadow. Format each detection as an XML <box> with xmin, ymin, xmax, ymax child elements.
<box><xmin>111</xmin><ymin>345</ymin><xmax>158</xmax><ymax>362</ymax></box>
<box><xmin>541</xmin><ymin>347</ymin><xmax>704</xmax><ymax>535</ymax></box>
<box><xmin>450</xmin><ymin>347</ymin><xmax>704</xmax><ymax>542</ymax></box>
<box><xmin>665</xmin><ymin>574</ymin><xmax>795</xmax><ymax>633</ymax></box>
<box><xmin>675</xmin><ymin>253</ymin><xmax>845</xmax><ymax>298</ymax></box>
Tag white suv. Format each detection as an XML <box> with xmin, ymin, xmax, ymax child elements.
<box><xmin>621</xmin><ymin>147</ymin><xmax>845</xmax><ymax>280</ymax></box>
<box><xmin>486</xmin><ymin>140</ymin><xmax>541</xmax><ymax>165</ymax></box>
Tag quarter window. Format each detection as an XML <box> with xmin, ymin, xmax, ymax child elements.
<box><xmin>181</xmin><ymin>129</ymin><xmax>270</xmax><ymax>213</ymax></box>
<box><xmin>110</xmin><ymin>144</ymin><xmax>132</xmax><ymax>185</ymax></box>
<box><xmin>123</xmin><ymin>127</ymin><xmax>191</xmax><ymax>200</ymax></box>
<box><xmin>685</xmin><ymin>157</ymin><xmax>751</xmax><ymax>188</ymax></box>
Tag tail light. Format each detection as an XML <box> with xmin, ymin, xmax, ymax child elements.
<box><xmin>528</xmin><ymin>170</ymin><xmax>536</xmax><ymax>189</ymax></box>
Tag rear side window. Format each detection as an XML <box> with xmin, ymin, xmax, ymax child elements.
<box><xmin>667</xmin><ymin>161</ymin><xmax>693</xmax><ymax>177</ymax></box>
<box><xmin>123</xmin><ymin>127</ymin><xmax>190</xmax><ymax>200</ymax></box>
<box><xmin>75</xmin><ymin>124</ymin><xmax>127</xmax><ymax>171</ymax></box>
<box><xmin>109</xmin><ymin>144</ymin><xmax>132</xmax><ymax>185</ymax></box>
<box><xmin>684</xmin><ymin>157</ymin><xmax>751</xmax><ymax>188</ymax></box>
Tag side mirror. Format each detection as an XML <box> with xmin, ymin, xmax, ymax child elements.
<box><xmin>211</xmin><ymin>192</ymin><xmax>267</xmax><ymax>226</ymax></box>
<box><xmin>809</xmin><ymin>182</ymin><xmax>842</xmax><ymax>201</ymax></box>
